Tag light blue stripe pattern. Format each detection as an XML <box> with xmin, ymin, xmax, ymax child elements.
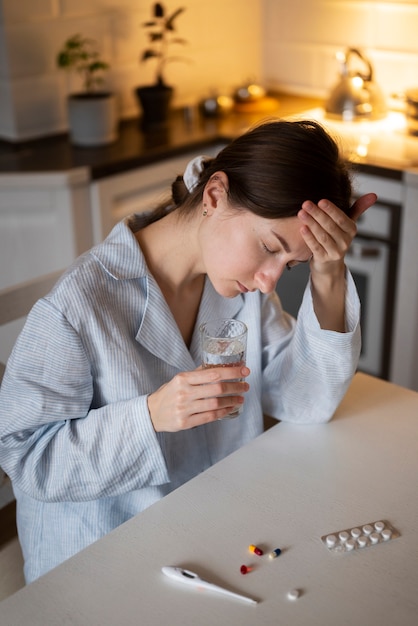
<box><xmin>0</xmin><ymin>215</ymin><xmax>361</xmax><ymax>582</ymax></box>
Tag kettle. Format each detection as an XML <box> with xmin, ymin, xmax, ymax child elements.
<box><xmin>325</xmin><ymin>48</ymin><xmax>387</xmax><ymax>121</ymax></box>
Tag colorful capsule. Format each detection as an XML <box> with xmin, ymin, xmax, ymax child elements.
<box><xmin>248</xmin><ymin>544</ymin><xmax>263</xmax><ymax>556</ymax></box>
<box><xmin>268</xmin><ymin>548</ymin><xmax>282</xmax><ymax>559</ymax></box>
<box><xmin>240</xmin><ymin>564</ymin><xmax>252</xmax><ymax>575</ymax></box>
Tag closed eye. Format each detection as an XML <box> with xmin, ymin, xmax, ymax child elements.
<box><xmin>262</xmin><ymin>242</ymin><xmax>276</xmax><ymax>254</ymax></box>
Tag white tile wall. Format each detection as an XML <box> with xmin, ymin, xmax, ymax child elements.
<box><xmin>0</xmin><ymin>0</ymin><xmax>262</xmax><ymax>140</ymax></box>
<box><xmin>262</xmin><ymin>0</ymin><xmax>418</xmax><ymax>99</ymax></box>
<box><xmin>1</xmin><ymin>0</ymin><xmax>418</xmax><ymax>141</ymax></box>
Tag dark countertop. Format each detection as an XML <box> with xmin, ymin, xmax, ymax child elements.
<box><xmin>0</xmin><ymin>93</ymin><xmax>411</xmax><ymax>181</ymax></box>
<box><xmin>0</xmin><ymin>94</ymin><xmax>323</xmax><ymax>180</ymax></box>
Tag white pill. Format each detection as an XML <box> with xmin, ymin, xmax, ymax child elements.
<box><xmin>370</xmin><ymin>533</ymin><xmax>380</xmax><ymax>544</ymax></box>
<box><xmin>357</xmin><ymin>536</ymin><xmax>368</xmax><ymax>548</ymax></box>
<box><xmin>350</xmin><ymin>527</ymin><xmax>361</xmax><ymax>538</ymax></box>
<box><xmin>345</xmin><ymin>538</ymin><xmax>356</xmax><ymax>551</ymax></box>
<box><xmin>339</xmin><ymin>531</ymin><xmax>350</xmax><ymax>543</ymax></box>
<box><xmin>374</xmin><ymin>521</ymin><xmax>385</xmax><ymax>533</ymax></box>
<box><xmin>287</xmin><ymin>588</ymin><xmax>301</xmax><ymax>601</ymax></box>
<box><xmin>362</xmin><ymin>524</ymin><xmax>373</xmax><ymax>535</ymax></box>
<box><xmin>326</xmin><ymin>534</ymin><xmax>338</xmax><ymax>547</ymax></box>
<box><xmin>382</xmin><ymin>528</ymin><xmax>392</xmax><ymax>541</ymax></box>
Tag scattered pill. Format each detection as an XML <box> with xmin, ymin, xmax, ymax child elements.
<box><xmin>287</xmin><ymin>588</ymin><xmax>301</xmax><ymax>601</ymax></box>
<box><xmin>268</xmin><ymin>548</ymin><xmax>282</xmax><ymax>559</ymax></box>
<box><xmin>374</xmin><ymin>521</ymin><xmax>385</xmax><ymax>533</ymax></box>
<box><xmin>240</xmin><ymin>565</ymin><xmax>252</xmax><ymax>575</ymax></box>
<box><xmin>248</xmin><ymin>544</ymin><xmax>263</xmax><ymax>556</ymax></box>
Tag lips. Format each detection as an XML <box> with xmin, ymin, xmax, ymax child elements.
<box><xmin>237</xmin><ymin>281</ymin><xmax>249</xmax><ymax>293</ymax></box>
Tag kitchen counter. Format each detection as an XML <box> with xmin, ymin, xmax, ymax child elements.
<box><xmin>4</xmin><ymin>93</ymin><xmax>415</xmax><ymax>181</ymax></box>
<box><xmin>0</xmin><ymin>94</ymin><xmax>322</xmax><ymax>180</ymax></box>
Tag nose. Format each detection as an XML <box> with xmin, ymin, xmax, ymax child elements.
<box><xmin>254</xmin><ymin>264</ymin><xmax>286</xmax><ymax>294</ymax></box>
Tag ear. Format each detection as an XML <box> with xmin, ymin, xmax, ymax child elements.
<box><xmin>202</xmin><ymin>171</ymin><xmax>229</xmax><ymax>213</ymax></box>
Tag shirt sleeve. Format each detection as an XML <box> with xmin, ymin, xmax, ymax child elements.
<box><xmin>0</xmin><ymin>299</ymin><xmax>170</xmax><ymax>502</ymax></box>
<box><xmin>261</xmin><ymin>270</ymin><xmax>361</xmax><ymax>424</ymax></box>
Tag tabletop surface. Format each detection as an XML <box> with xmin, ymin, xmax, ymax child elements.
<box><xmin>1</xmin><ymin>373</ymin><xmax>418</xmax><ymax>625</ymax></box>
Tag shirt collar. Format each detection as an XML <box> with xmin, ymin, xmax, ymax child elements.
<box><xmin>90</xmin><ymin>215</ymin><xmax>150</xmax><ymax>280</ymax></box>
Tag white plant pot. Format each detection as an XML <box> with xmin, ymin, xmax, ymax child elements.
<box><xmin>67</xmin><ymin>92</ymin><xmax>118</xmax><ymax>147</ymax></box>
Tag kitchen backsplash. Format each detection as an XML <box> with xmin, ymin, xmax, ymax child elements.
<box><xmin>0</xmin><ymin>0</ymin><xmax>263</xmax><ymax>141</ymax></box>
<box><xmin>263</xmin><ymin>0</ymin><xmax>418</xmax><ymax>100</ymax></box>
<box><xmin>1</xmin><ymin>0</ymin><xmax>417</xmax><ymax>141</ymax></box>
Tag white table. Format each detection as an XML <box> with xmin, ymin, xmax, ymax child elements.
<box><xmin>1</xmin><ymin>373</ymin><xmax>418</xmax><ymax>625</ymax></box>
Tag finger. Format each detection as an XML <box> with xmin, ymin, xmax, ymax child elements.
<box><xmin>298</xmin><ymin>201</ymin><xmax>356</xmax><ymax>258</ymax></box>
<box><xmin>186</xmin><ymin>365</ymin><xmax>251</xmax><ymax>386</ymax></box>
<box><xmin>349</xmin><ymin>193</ymin><xmax>377</xmax><ymax>221</ymax></box>
<box><xmin>190</xmin><ymin>395</ymin><xmax>246</xmax><ymax>425</ymax></box>
<box><xmin>177</xmin><ymin>379</ymin><xmax>249</xmax><ymax>422</ymax></box>
<box><xmin>301</xmin><ymin>200</ymin><xmax>356</xmax><ymax>236</ymax></box>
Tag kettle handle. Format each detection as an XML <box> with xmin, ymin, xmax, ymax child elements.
<box><xmin>344</xmin><ymin>47</ymin><xmax>373</xmax><ymax>81</ymax></box>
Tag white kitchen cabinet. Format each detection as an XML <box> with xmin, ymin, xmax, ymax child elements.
<box><xmin>89</xmin><ymin>145</ymin><xmax>226</xmax><ymax>244</ymax></box>
<box><xmin>390</xmin><ymin>170</ymin><xmax>418</xmax><ymax>392</ymax></box>
<box><xmin>0</xmin><ymin>169</ymin><xmax>93</xmax><ymax>364</ymax></box>
<box><xmin>354</xmin><ymin>170</ymin><xmax>418</xmax><ymax>392</ymax></box>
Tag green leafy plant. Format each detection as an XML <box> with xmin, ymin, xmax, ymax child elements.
<box><xmin>57</xmin><ymin>34</ymin><xmax>110</xmax><ymax>93</ymax></box>
<box><xmin>141</xmin><ymin>3</ymin><xmax>187</xmax><ymax>86</ymax></box>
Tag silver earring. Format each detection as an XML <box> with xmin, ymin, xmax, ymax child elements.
<box><xmin>202</xmin><ymin>209</ymin><xmax>208</xmax><ymax>216</ymax></box>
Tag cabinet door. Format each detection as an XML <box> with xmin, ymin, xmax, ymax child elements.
<box><xmin>0</xmin><ymin>171</ymin><xmax>92</xmax><ymax>365</ymax></box>
<box><xmin>90</xmin><ymin>146</ymin><xmax>226</xmax><ymax>244</ymax></box>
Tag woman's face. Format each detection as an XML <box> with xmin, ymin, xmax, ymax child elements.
<box><xmin>199</xmin><ymin>200</ymin><xmax>312</xmax><ymax>298</ymax></box>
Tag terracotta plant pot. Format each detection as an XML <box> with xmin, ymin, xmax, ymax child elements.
<box><xmin>135</xmin><ymin>84</ymin><xmax>173</xmax><ymax>129</ymax></box>
<box><xmin>67</xmin><ymin>92</ymin><xmax>118</xmax><ymax>147</ymax></box>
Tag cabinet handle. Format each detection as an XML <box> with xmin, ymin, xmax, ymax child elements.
<box><xmin>348</xmin><ymin>243</ymin><xmax>381</xmax><ymax>258</ymax></box>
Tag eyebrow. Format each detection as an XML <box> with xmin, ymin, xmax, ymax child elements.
<box><xmin>271</xmin><ymin>231</ymin><xmax>290</xmax><ymax>253</ymax></box>
<box><xmin>271</xmin><ymin>230</ymin><xmax>312</xmax><ymax>264</ymax></box>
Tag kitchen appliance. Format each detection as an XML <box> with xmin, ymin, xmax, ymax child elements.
<box><xmin>325</xmin><ymin>48</ymin><xmax>387</xmax><ymax>121</ymax></box>
<box><xmin>276</xmin><ymin>194</ymin><xmax>401</xmax><ymax>380</ymax></box>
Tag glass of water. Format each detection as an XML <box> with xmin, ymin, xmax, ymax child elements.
<box><xmin>199</xmin><ymin>318</ymin><xmax>248</xmax><ymax>418</ymax></box>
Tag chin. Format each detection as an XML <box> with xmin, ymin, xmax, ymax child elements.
<box><xmin>213</xmin><ymin>285</ymin><xmax>240</xmax><ymax>299</ymax></box>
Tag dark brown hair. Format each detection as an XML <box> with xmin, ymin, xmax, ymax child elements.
<box><xmin>149</xmin><ymin>119</ymin><xmax>352</xmax><ymax>223</ymax></box>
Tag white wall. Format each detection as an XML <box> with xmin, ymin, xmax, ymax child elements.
<box><xmin>262</xmin><ymin>0</ymin><xmax>418</xmax><ymax>100</ymax></box>
<box><xmin>2</xmin><ymin>1</ymin><xmax>418</xmax><ymax>142</ymax></box>
<box><xmin>0</xmin><ymin>0</ymin><xmax>263</xmax><ymax>140</ymax></box>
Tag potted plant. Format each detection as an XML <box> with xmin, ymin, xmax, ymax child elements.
<box><xmin>135</xmin><ymin>3</ymin><xmax>187</xmax><ymax>129</ymax></box>
<box><xmin>57</xmin><ymin>34</ymin><xmax>118</xmax><ymax>147</ymax></box>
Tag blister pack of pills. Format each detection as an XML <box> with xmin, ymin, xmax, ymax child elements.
<box><xmin>321</xmin><ymin>520</ymin><xmax>400</xmax><ymax>553</ymax></box>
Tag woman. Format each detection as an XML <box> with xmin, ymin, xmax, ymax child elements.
<box><xmin>0</xmin><ymin>120</ymin><xmax>376</xmax><ymax>582</ymax></box>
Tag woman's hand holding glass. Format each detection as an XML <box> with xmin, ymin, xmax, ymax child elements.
<box><xmin>147</xmin><ymin>366</ymin><xmax>250</xmax><ymax>432</ymax></box>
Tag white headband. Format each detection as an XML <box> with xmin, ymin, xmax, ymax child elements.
<box><xmin>183</xmin><ymin>155</ymin><xmax>211</xmax><ymax>193</ymax></box>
